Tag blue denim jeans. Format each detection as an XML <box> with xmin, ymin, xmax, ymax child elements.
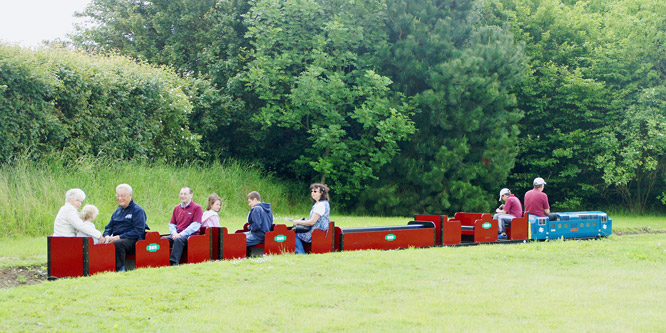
<box><xmin>244</xmin><ymin>231</ymin><xmax>263</xmax><ymax>246</ymax></box>
<box><xmin>492</xmin><ymin>214</ymin><xmax>515</xmax><ymax>233</ymax></box>
<box><xmin>294</xmin><ymin>236</ymin><xmax>307</xmax><ymax>254</ymax></box>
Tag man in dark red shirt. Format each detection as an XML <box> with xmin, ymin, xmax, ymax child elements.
<box><xmin>164</xmin><ymin>187</ymin><xmax>203</xmax><ymax>266</ymax></box>
<box><xmin>494</xmin><ymin>188</ymin><xmax>523</xmax><ymax>238</ymax></box>
<box><xmin>524</xmin><ymin>177</ymin><xmax>551</xmax><ymax>217</ymax></box>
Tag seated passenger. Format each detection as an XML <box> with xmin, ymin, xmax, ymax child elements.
<box><xmin>77</xmin><ymin>204</ymin><xmax>103</xmax><ymax>244</ymax></box>
<box><xmin>53</xmin><ymin>188</ymin><xmax>102</xmax><ymax>240</ymax></box>
<box><xmin>291</xmin><ymin>183</ymin><xmax>331</xmax><ymax>254</ymax></box>
<box><xmin>101</xmin><ymin>184</ymin><xmax>148</xmax><ymax>272</ymax></box>
<box><xmin>163</xmin><ymin>187</ymin><xmax>203</xmax><ymax>266</ymax></box>
<box><xmin>245</xmin><ymin>191</ymin><xmax>273</xmax><ymax>246</ymax></box>
<box><xmin>524</xmin><ymin>177</ymin><xmax>555</xmax><ymax>219</ymax></box>
<box><xmin>493</xmin><ymin>188</ymin><xmax>522</xmax><ymax>239</ymax></box>
<box><xmin>201</xmin><ymin>193</ymin><xmax>222</xmax><ymax>228</ymax></box>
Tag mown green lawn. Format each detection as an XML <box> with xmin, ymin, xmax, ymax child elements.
<box><xmin>608</xmin><ymin>214</ymin><xmax>666</xmax><ymax>233</ymax></box>
<box><xmin>0</xmin><ymin>233</ymin><xmax>664</xmax><ymax>331</ymax></box>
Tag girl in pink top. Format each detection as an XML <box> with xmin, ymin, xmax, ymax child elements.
<box><xmin>201</xmin><ymin>193</ymin><xmax>222</xmax><ymax>228</ymax></box>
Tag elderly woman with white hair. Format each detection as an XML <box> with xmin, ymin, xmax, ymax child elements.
<box><xmin>53</xmin><ymin>188</ymin><xmax>102</xmax><ymax>241</ymax></box>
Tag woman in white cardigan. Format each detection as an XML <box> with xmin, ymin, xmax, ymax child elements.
<box><xmin>53</xmin><ymin>188</ymin><xmax>102</xmax><ymax>241</ymax></box>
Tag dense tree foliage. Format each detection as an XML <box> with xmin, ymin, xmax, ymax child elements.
<box><xmin>72</xmin><ymin>0</ymin><xmax>418</xmax><ymax>204</ymax></box>
<box><xmin>3</xmin><ymin>0</ymin><xmax>662</xmax><ymax>213</ymax></box>
<box><xmin>490</xmin><ymin>0</ymin><xmax>666</xmax><ymax>212</ymax></box>
<box><xmin>356</xmin><ymin>0</ymin><xmax>526</xmax><ymax>215</ymax></box>
<box><xmin>487</xmin><ymin>0</ymin><xmax>610</xmax><ymax>209</ymax></box>
<box><xmin>242</xmin><ymin>0</ymin><xmax>415</xmax><ymax>201</ymax></box>
<box><xmin>0</xmin><ymin>45</ymin><xmax>201</xmax><ymax>162</ymax></box>
<box><xmin>589</xmin><ymin>0</ymin><xmax>666</xmax><ymax>212</ymax></box>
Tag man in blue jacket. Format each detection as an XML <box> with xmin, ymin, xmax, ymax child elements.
<box><xmin>245</xmin><ymin>191</ymin><xmax>273</xmax><ymax>246</ymax></box>
<box><xmin>102</xmin><ymin>183</ymin><xmax>148</xmax><ymax>271</ymax></box>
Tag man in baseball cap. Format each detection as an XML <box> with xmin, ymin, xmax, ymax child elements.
<box><xmin>494</xmin><ymin>188</ymin><xmax>523</xmax><ymax>239</ymax></box>
<box><xmin>533</xmin><ymin>177</ymin><xmax>546</xmax><ymax>186</ymax></box>
<box><xmin>524</xmin><ymin>177</ymin><xmax>550</xmax><ymax>217</ymax></box>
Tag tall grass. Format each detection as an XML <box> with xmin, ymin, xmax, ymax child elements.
<box><xmin>0</xmin><ymin>155</ymin><xmax>309</xmax><ymax>237</ymax></box>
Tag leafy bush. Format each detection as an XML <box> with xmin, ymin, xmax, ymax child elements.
<box><xmin>0</xmin><ymin>45</ymin><xmax>202</xmax><ymax>163</ymax></box>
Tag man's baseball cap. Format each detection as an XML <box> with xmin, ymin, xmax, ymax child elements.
<box><xmin>533</xmin><ymin>177</ymin><xmax>547</xmax><ymax>186</ymax></box>
<box><xmin>499</xmin><ymin>188</ymin><xmax>511</xmax><ymax>201</ymax></box>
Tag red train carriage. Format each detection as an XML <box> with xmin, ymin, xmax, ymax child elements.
<box><xmin>46</xmin><ymin>212</ymin><xmax>601</xmax><ymax>279</ymax></box>
<box><xmin>48</xmin><ymin>237</ymin><xmax>115</xmax><ymax>278</ymax></box>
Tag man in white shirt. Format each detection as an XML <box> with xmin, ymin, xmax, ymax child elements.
<box><xmin>53</xmin><ymin>188</ymin><xmax>102</xmax><ymax>241</ymax></box>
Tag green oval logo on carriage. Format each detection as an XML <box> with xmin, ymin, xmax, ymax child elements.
<box><xmin>385</xmin><ymin>234</ymin><xmax>396</xmax><ymax>241</ymax></box>
<box><xmin>482</xmin><ymin>222</ymin><xmax>491</xmax><ymax>229</ymax></box>
<box><xmin>146</xmin><ymin>243</ymin><xmax>160</xmax><ymax>252</ymax></box>
<box><xmin>274</xmin><ymin>235</ymin><xmax>287</xmax><ymax>243</ymax></box>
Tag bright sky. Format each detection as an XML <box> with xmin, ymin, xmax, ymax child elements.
<box><xmin>0</xmin><ymin>0</ymin><xmax>92</xmax><ymax>47</ymax></box>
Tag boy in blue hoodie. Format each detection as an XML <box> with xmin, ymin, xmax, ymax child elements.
<box><xmin>245</xmin><ymin>191</ymin><xmax>273</xmax><ymax>246</ymax></box>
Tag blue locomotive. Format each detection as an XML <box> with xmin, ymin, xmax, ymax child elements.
<box><xmin>528</xmin><ymin>211</ymin><xmax>612</xmax><ymax>240</ymax></box>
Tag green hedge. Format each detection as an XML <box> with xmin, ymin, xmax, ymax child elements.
<box><xmin>0</xmin><ymin>45</ymin><xmax>202</xmax><ymax>163</ymax></box>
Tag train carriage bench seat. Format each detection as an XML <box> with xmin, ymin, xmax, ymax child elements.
<box><xmin>126</xmin><ymin>228</ymin><xmax>214</xmax><ymax>268</ymax></box>
<box><xmin>289</xmin><ymin>221</ymin><xmax>336</xmax><ymax>254</ymax></box>
<box><xmin>218</xmin><ymin>227</ymin><xmax>247</xmax><ymax>260</ymax></box>
<box><xmin>337</xmin><ymin>222</ymin><xmax>435</xmax><ymax>251</ymax></box>
<box><xmin>124</xmin><ymin>231</ymin><xmax>170</xmax><ymax>269</ymax></box>
<box><xmin>504</xmin><ymin>214</ymin><xmax>529</xmax><ymax>241</ymax></box>
<box><xmin>48</xmin><ymin>236</ymin><xmax>116</xmax><ymax>278</ymax></box>
<box><xmin>448</xmin><ymin>213</ymin><xmax>498</xmax><ymax>243</ymax></box>
<box><xmin>414</xmin><ymin>214</ymin><xmax>461</xmax><ymax>245</ymax></box>
<box><xmin>236</xmin><ymin>224</ymin><xmax>296</xmax><ymax>256</ymax></box>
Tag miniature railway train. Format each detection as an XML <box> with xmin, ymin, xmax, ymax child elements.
<box><xmin>47</xmin><ymin>211</ymin><xmax>612</xmax><ymax>278</ymax></box>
